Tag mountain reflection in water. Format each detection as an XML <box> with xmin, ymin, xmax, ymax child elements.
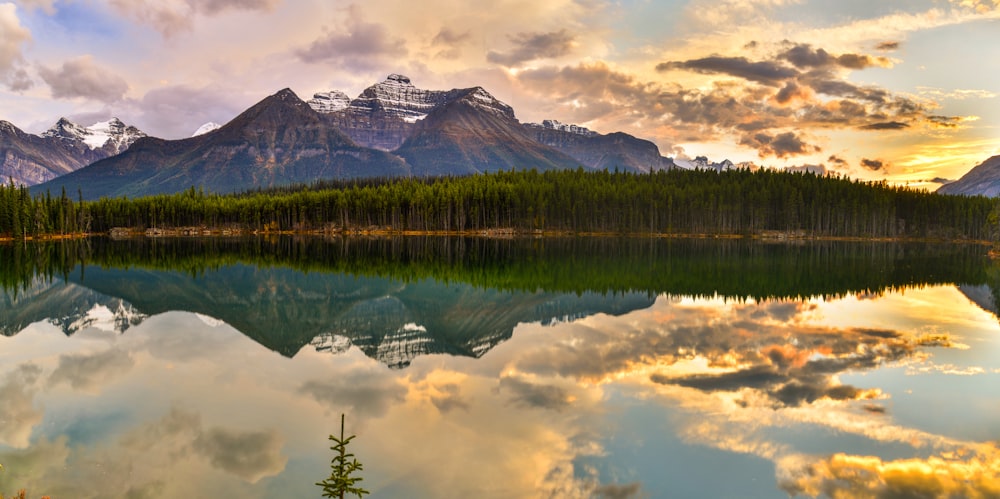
<box><xmin>1</xmin><ymin>237</ymin><xmax>999</xmax><ymax>498</ymax></box>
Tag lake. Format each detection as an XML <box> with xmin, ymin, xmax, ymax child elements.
<box><xmin>1</xmin><ymin>237</ymin><xmax>999</xmax><ymax>498</ymax></box>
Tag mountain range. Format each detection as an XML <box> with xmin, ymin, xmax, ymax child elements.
<box><xmin>1</xmin><ymin>117</ymin><xmax>144</xmax><ymax>186</ymax></box>
<box><xmin>12</xmin><ymin>74</ymin><xmax>676</xmax><ymax>199</ymax></box>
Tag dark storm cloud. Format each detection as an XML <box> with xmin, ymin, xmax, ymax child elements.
<box><xmin>739</xmin><ymin>131</ymin><xmax>819</xmax><ymax>158</ymax></box>
<box><xmin>295</xmin><ymin>6</ymin><xmax>406</xmax><ymax>70</ymax></box>
<box><xmin>38</xmin><ymin>55</ymin><xmax>129</xmax><ymax>103</ymax></box>
<box><xmin>657</xmin><ymin>56</ymin><xmax>798</xmax><ymax>86</ymax></box>
<box><xmin>487</xmin><ymin>30</ymin><xmax>576</xmax><ymax>66</ymax></box>
<box><xmin>500</xmin><ymin>376</ymin><xmax>573</xmax><ymax>411</ymax></box>
<box><xmin>861</xmin><ymin>158</ymin><xmax>885</xmax><ymax>171</ymax></box>
<box><xmin>861</xmin><ymin>121</ymin><xmax>909</xmax><ymax>130</ymax></box>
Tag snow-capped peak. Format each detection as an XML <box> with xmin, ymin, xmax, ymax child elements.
<box><xmin>527</xmin><ymin>119</ymin><xmax>597</xmax><ymax>137</ymax></box>
<box><xmin>192</xmin><ymin>122</ymin><xmax>222</xmax><ymax>137</ymax></box>
<box><xmin>43</xmin><ymin>117</ymin><xmax>145</xmax><ymax>154</ymax></box>
<box><xmin>307</xmin><ymin>90</ymin><xmax>351</xmax><ymax>113</ymax></box>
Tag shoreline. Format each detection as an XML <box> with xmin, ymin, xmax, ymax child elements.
<box><xmin>0</xmin><ymin>227</ymin><xmax>993</xmax><ymax>245</ymax></box>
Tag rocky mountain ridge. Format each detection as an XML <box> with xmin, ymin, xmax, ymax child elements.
<box><xmin>1</xmin><ymin>117</ymin><xmax>144</xmax><ymax>186</ymax></box>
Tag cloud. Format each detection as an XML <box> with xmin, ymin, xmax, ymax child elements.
<box><xmin>779</xmin><ymin>450</ymin><xmax>1000</xmax><ymax>498</ymax></box>
<box><xmin>295</xmin><ymin>5</ymin><xmax>406</xmax><ymax>71</ymax></box>
<box><xmin>828</xmin><ymin>155</ymin><xmax>848</xmax><ymax>167</ymax></box>
<box><xmin>16</xmin><ymin>0</ymin><xmax>56</xmax><ymax>14</ymax></box>
<box><xmin>949</xmin><ymin>0</ymin><xmax>1000</xmax><ymax>14</ymax></box>
<box><xmin>134</xmin><ymin>83</ymin><xmax>249</xmax><ymax>138</ymax></box>
<box><xmin>739</xmin><ymin>131</ymin><xmax>820</xmax><ymax>158</ymax></box>
<box><xmin>38</xmin><ymin>55</ymin><xmax>129</xmax><ymax>103</ymax></box>
<box><xmin>48</xmin><ymin>347</ymin><xmax>135</xmax><ymax>392</ymax></box>
<box><xmin>487</xmin><ymin>30</ymin><xmax>576</xmax><ymax>66</ymax></box>
<box><xmin>431</xmin><ymin>27</ymin><xmax>471</xmax><ymax>59</ymax></box>
<box><xmin>193</xmin><ymin>426</ymin><xmax>287</xmax><ymax>483</ymax></box>
<box><xmin>657</xmin><ymin>56</ymin><xmax>798</xmax><ymax>86</ymax></box>
<box><xmin>861</xmin><ymin>158</ymin><xmax>886</xmax><ymax>171</ymax></box>
<box><xmin>861</xmin><ymin>121</ymin><xmax>909</xmax><ymax>130</ymax></box>
<box><xmin>0</xmin><ymin>3</ymin><xmax>33</xmax><ymax>91</ymax></box>
<box><xmin>0</xmin><ymin>364</ymin><xmax>44</xmax><ymax>448</ymax></box>
<box><xmin>107</xmin><ymin>0</ymin><xmax>281</xmax><ymax>37</ymax></box>
<box><xmin>779</xmin><ymin>43</ymin><xmax>891</xmax><ymax>70</ymax></box>
<box><xmin>592</xmin><ymin>482</ymin><xmax>644</xmax><ymax>498</ymax></box>
<box><xmin>299</xmin><ymin>367</ymin><xmax>407</xmax><ymax>418</ymax></box>
<box><xmin>876</xmin><ymin>41</ymin><xmax>900</xmax><ymax>51</ymax></box>
<box><xmin>499</xmin><ymin>375</ymin><xmax>573</xmax><ymax>411</ymax></box>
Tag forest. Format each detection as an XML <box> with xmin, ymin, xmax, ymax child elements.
<box><xmin>2</xmin><ymin>167</ymin><xmax>998</xmax><ymax>240</ymax></box>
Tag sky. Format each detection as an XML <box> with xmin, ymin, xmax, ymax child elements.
<box><xmin>0</xmin><ymin>0</ymin><xmax>999</xmax><ymax>188</ymax></box>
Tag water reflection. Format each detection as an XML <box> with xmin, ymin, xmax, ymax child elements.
<box><xmin>1</xmin><ymin>238</ymin><xmax>999</xmax><ymax>497</ymax></box>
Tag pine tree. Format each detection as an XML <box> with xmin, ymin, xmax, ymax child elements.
<box><xmin>316</xmin><ymin>414</ymin><xmax>369</xmax><ymax>499</ymax></box>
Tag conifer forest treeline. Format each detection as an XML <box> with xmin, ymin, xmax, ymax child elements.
<box><xmin>2</xmin><ymin>168</ymin><xmax>997</xmax><ymax>240</ymax></box>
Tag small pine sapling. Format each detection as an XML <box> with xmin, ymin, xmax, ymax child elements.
<box><xmin>316</xmin><ymin>413</ymin><xmax>369</xmax><ymax>499</ymax></box>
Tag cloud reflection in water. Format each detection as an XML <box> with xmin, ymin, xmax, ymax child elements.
<box><xmin>0</xmin><ymin>286</ymin><xmax>998</xmax><ymax>497</ymax></box>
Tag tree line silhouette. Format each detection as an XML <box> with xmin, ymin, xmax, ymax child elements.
<box><xmin>3</xmin><ymin>168</ymin><xmax>997</xmax><ymax>239</ymax></box>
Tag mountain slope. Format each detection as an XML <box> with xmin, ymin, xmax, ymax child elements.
<box><xmin>937</xmin><ymin>156</ymin><xmax>1000</xmax><ymax>196</ymax></box>
<box><xmin>395</xmin><ymin>87</ymin><xmax>582</xmax><ymax>175</ymax></box>
<box><xmin>525</xmin><ymin>120</ymin><xmax>675</xmax><ymax>172</ymax></box>
<box><xmin>35</xmin><ymin>89</ymin><xmax>410</xmax><ymax>199</ymax></box>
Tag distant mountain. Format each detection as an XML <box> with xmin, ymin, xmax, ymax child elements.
<box><xmin>936</xmin><ymin>156</ymin><xmax>1000</xmax><ymax>196</ymax></box>
<box><xmin>525</xmin><ymin>120</ymin><xmax>675</xmax><ymax>172</ymax></box>
<box><xmin>36</xmin><ymin>88</ymin><xmax>409</xmax><ymax>199</ymax></box>
<box><xmin>31</xmin><ymin>74</ymin><xmax>677</xmax><ymax>198</ymax></box>
<box><xmin>191</xmin><ymin>122</ymin><xmax>221</xmax><ymax>137</ymax></box>
<box><xmin>0</xmin><ymin>117</ymin><xmax>144</xmax><ymax>186</ymax></box>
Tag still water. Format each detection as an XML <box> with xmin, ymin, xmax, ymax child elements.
<box><xmin>1</xmin><ymin>237</ymin><xmax>999</xmax><ymax>498</ymax></box>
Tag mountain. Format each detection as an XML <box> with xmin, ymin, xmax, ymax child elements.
<box><xmin>35</xmin><ymin>88</ymin><xmax>409</xmax><ymax>199</ymax></box>
<box><xmin>0</xmin><ymin>117</ymin><xmax>144</xmax><ymax>186</ymax></box>
<box><xmin>32</xmin><ymin>74</ymin><xmax>677</xmax><ymax>198</ymax></box>
<box><xmin>315</xmin><ymin>74</ymin><xmax>675</xmax><ymax>173</ymax></box>
<box><xmin>936</xmin><ymin>156</ymin><xmax>1000</xmax><ymax>196</ymax></box>
<box><xmin>525</xmin><ymin>120</ymin><xmax>676</xmax><ymax>172</ymax></box>
<box><xmin>394</xmin><ymin>86</ymin><xmax>583</xmax><ymax>175</ymax></box>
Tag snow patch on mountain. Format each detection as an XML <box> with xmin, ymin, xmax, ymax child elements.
<box><xmin>43</xmin><ymin>117</ymin><xmax>145</xmax><ymax>154</ymax></box>
<box><xmin>192</xmin><ymin>122</ymin><xmax>222</xmax><ymax>137</ymax></box>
